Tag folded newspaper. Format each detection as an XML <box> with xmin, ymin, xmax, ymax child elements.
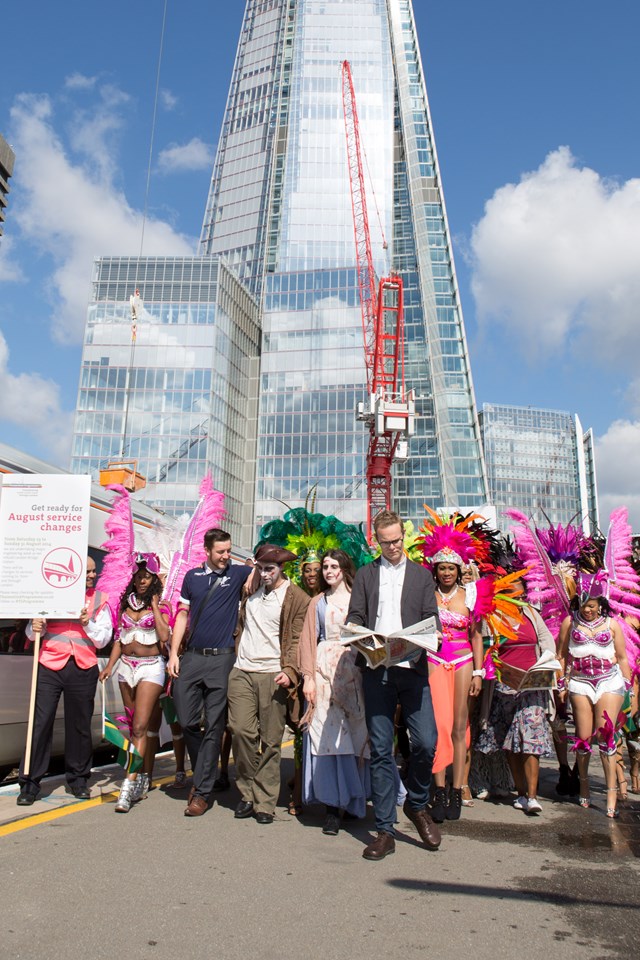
<box><xmin>339</xmin><ymin>617</ymin><xmax>439</xmax><ymax>669</ymax></box>
<box><xmin>493</xmin><ymin>649</ymin><xmax>562</xmax><ymax>692</ymax></box>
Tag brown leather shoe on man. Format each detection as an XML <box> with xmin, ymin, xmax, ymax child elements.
<box><xmin>362</xmin><ymin>831</ymin><xmax>396</xmax><ymax>861</ymax></box>
<box><xmin>184</xmin><ymin>794</ymin><xmax>208</xmax><ymax>817</ymax></box>
<box><xmin>403</xmin><ymin>800</ymin><xmax>441</xmax><ymax>850</ymax></box>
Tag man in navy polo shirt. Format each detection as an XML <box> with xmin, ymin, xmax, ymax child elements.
<box><xmin>167</xmin><ymin>528</ymin><xmax>252</xmax><ymax>817</ymax></box>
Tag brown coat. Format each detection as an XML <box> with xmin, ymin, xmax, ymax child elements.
<box><xmin>236</xmin><ymin>579</ymin><xmax>310</xmax><ymax>723</ymax></box>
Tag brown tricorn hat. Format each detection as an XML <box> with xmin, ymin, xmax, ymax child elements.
<box><xmin>254</xmin><ymin>544</ymin><xmax>297</xmax><ymax>565</ymax></box>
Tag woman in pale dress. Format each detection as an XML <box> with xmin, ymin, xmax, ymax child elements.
<box><xmin>298</xmin><ymin>550</ymin><xmax>370</xmax><ymax>836</ymax></box>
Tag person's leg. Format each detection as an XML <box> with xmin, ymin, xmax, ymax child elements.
<box><xmin>144</xmin><ymin>699</ymin><xmax>163</xmax><ymax>781</ymax></box>
<box><xmin>451</xmin><ymin>664</ymin><xmax>472</xmax><ymax>788</ymax></box>
<box><xmin>193</xmin><ymin>655</ymin><xmax>234</xmax><ymax>798</ymax></box>
<box><xmin>129</xmin><ymin>680</ymin><xmax>164</xmax><ymax>780</ymax></box>
<box><xmin>396</xmin><ymin>668</ymin><xmax>437</xmax><ymax>812</ymax></box>
<box><xmin>523</xmin><ymin>754</ymin><xmax>540</xmax><ymax>799</ymax></box>
<box><xmin>227</xmin><ymin>668</ymin><xmax>260</xmax><ymax>804</ymax></box>
<box><xmin>172</xmin><ymin>653</ymin><xmax>205</xmax><ymax>776</ymax></box>
<box><xmin>363</xmin><ymin>666</ymin><xmax>401</xmax><ymax>835</ymax></box>
<box><xmin>170</xmin><ymin>722</ymin><xmax>187</xmax><ymax>785</ymax></box>
<box><xmin>571</xmin><ymin>694</ymin><xmax>595</xmax><ymax>806</ymax></box>
<box><xmin>62</xmin><ymin>661</ymin><xmax>99</xmax><ymax>788</ymax></box>
<box><xmin>506</xmin><ymin>752</ymin><xmax>527</xmax><ymax>797</ymax></box>
<box><xmin>594</xmin><ymin>692</ymin><xmax>625</xmax><ymax>817</ymax></box>
<box><xmin>19</xmin><ymin>663</ymin><xmax>64</xmax><ymax>792</ymax></box>
<box><xmin>251</xmin><ymin>674</ymin><xmax>288</xmax><ymax>815</ymax></box>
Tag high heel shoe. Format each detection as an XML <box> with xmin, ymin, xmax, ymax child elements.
<box><xmin>606</xmin><ymin>787</ymin><xmax>619</xmax><ymax>819</ymax></box>
<box><xmin>578</xmin><ymin>776</ymin><xmax>590</xmax><ymax>809</ymax></box>
<box><xmin>461</xmin><ymin>785</ymin><xmax>474</xmax><ymax>807</ymax></box>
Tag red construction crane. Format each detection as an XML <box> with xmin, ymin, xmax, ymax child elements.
<box><xmin>341</xmin><ymin>60</ymin><xmax>414</xmax><ymax>539</ymax></box>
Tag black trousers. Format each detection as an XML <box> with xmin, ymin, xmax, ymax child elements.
<box><xmin>19</xmin><ymin>658</ymin><xmax>99</xmax><ymax>789</ymax></box>
<box><xmin>172</xmin><ymin>650</ymin><xmax>235</xmax><ymax>799</ymax></box>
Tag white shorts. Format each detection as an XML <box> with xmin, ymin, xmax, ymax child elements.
<box><xmin>117</xmin><ymin>654</ymin><xmax>166</xmax><ymax>688</ymax></box>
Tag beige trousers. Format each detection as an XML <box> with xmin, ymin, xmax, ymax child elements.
<box><xmin>227</xmin><ymin>667</ymin><xmax>288</xmax><ymax>814</ymax></box>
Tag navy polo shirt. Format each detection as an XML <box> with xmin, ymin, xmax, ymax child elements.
<box><xmin>180</xmin><ymin>562</ymin><xmax>251</xmax><ymax>649</ymax></box>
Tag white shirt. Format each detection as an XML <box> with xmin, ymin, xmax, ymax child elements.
<box><xmin>375</xmin><ymin>555</ymin><xmax>413</xmax><ymax>668</ymax></box>
<box><xmin>235</xmin><ymin>580</ymin><xmax>289</xmax><ymax>672</ymax></box>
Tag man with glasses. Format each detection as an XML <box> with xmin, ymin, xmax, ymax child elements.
<box><xmin>348</xmin><ymin>510</ymin><xmax>442</xmax><ymax>860</ymax></box>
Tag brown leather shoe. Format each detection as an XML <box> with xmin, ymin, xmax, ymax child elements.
<box><xmin>184</xmin><ymin>794</ymin><xmax>208</xmax><ymax>817</ymax></box>
<box><xmin>403</xmin><ymin>800</ymin><xmax>441</xmax><ymax>850</ymax></box>
<box><xmin>362</xmin><ymin>831</ymin><xmax>395</xmax><ymax>861</ymax></box>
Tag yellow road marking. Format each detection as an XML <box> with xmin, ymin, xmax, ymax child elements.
<box><xmin>0</xmin><ymin>740</ymin><xmax>295</xmax><ymax>837</ymax></box>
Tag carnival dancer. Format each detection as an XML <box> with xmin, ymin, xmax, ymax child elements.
<box><xmin>476</xmin><ymin>580</ymin><xmax>556</xmax><ymax>815</ymax></box>
<box><xmin>99</xmin><ymin>553</ymin><xmax>169</xmax><ymax>811</ymax></box>
<box><xmin>420</xmin><ymin>512</ymin><xmax>489</xmax><ymax>822</ymax></box>
<box><xmin>17</xmin><ymin>556</ymin><xmax>112</xmax><ymax>805</ymax></box>
<box><xmin>298</xmin><ymin>549</ymin><xmax>370</xmax><ymax>835</ymax></box>
<box><xmin>557</xmin><ymin>584</ymin><xmax>632</xmax><ymax>817</ymax></box>
<box><xmin>509</xmin><ymin>507</ymin><xmax>640</xmax><ymax>819</ymax></box>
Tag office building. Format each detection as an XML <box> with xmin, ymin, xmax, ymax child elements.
<box><xmin>479</xmin><ymin>403</ymin><xmax>599</xmax><ymax>533</ymax></box>
<box><xmin>0</xmin><ymin>134</ymin><xmax>16</xmax><ymax>237</ymax></box>
<box><xmin>70</xmin><ymin>256</ymin><xmax>260</xmax><ymax>546</ymax></box>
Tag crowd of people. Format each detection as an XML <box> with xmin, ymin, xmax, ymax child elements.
<box><xmin>14</xmin><ymin>490</ymin><xmax>640</xmax><ymax>861</ymax></box>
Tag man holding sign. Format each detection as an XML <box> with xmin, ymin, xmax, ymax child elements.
<box><xmin>17</xmin><ymin>557</ymin><xmax>112</xmax><ymax>805</ymax></box>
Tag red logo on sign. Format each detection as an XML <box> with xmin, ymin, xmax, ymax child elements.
<box><xmin>42</xmin><ymin>549</ymin><xmax>83</xmax><ymax>588</ymax></box>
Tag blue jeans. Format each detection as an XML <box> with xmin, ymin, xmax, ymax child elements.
<box><xmin>363</xmin><ymin>665</ymin><xmax>436</xmax><ymax>834</ymax></box>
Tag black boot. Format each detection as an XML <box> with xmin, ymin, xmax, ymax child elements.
<box><xmin>569</xmin><ymin>763</ymin><xmax>580</xmax><ymax>797</ymax></box>
<box><xmin>431</xmin><ymin>787</ymin><xmax>448</xmax><ymax>823</ymax></box>
<box><xmin>446</xmin><ymin>787</ymin><xmax>462</xmax><ymax>820</ymax></box>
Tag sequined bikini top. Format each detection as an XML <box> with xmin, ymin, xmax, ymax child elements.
<box><xmin>569</xmin><ymin>617</ymin><xmax>614</xmax><ymax>661</ymax></box>
<box><xmin>118</xmin><ymin>610</ymin><xmax>159</xmax><ymax>646</ymax></box>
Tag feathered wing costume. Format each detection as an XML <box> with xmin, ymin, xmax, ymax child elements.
<box><xmin>96</xmin><ymin>475</ymin><xmax>226</xmax><ymax>624</ymax></box>
<box><xmin>96</xmin><ymin>485</ymin><xmax>135</xmax><ymax>624</ymax></box>
<box><xmin>160</xmin><ymin>474</ymin><xmax>226</xmax><ymax>616</ymax></box>
<box><xmin>507</xmin><ymin>506</ymin><xmax>640</xmax><ymax>674</ymax></box>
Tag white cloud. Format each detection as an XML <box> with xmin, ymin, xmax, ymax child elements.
<box><xmin>9</xmin><ymin>92</ymin><xmax>194</xmax><ymax>345</ymax></box>
<box><xmin>595</xmin><ymin>419</ymin><xmax>640</xmax><ymax>532</ymax></box>
<box><xmin>0</xmin><ymin>329</ymin><xmax>72</xmax><ymax>463</ymax></box>
<box><xmin>0</xmin><ymin>236</ymin><xmax>25</xmax><ymax>283</ymax></box>
<box><xmin>470</xmin><ymin>147</ymin><xmax>640</xmax><ymax>362</ymax></box>
<box><xmin>158</xmin><ymin>137</ymin><xmax>213</xmax><ymax>174</ymax></box>
<box><xmin>160</xmin><ymin>89</ymin><xmax>178</xmax><ymax>111</ymax></box>
<box><xmin>64</xmin><ymin>73</ymin><xmax>97</xmax><ymax>90</ymax></box>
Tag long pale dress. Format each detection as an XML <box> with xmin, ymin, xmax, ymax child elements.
<box><xmin>299</xmin><ymin>592</ymin><xmax>371</xmax><ymax>816</ymax></box>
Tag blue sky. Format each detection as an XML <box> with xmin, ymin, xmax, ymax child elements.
<box><xmin>1</xmin><ymin>0</ymin><xmax>639</xmax><ymax>523</ymax></box>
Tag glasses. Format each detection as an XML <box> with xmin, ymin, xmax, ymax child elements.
<box><xmin>378</xmin><ymin>537</ymin><xmax>403</xmax><ymax>547</ymax></box>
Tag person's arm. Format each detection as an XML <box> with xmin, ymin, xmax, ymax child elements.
<box><xmin>99</xmin><ymin>640</ymin><xmax>122</xmax><ymax>682</ymax></box>
<box><xmin>556</xmin><ymin>615</ymin><xmax>572</xmax><ymax>699</ymax></box>
<box><xmin>150</xmin><ymin>593</ymin><xmax>170</xmax><ymax>645</ymax></box>
<box><xmin>167</xmin><ymin>608</ymin><xmax>189</xmax><ymax>678</ymax></box>
<box><xmin>469</xmin><ymin>623</ymin><xmax>484</xmax><ymax>697</ymax></box>
<box><xmin>83</xmin><ymin>604</ymin><xmax>114</xmax><ymax>650</ymax></box>
<box><xmin>611</xmin><ymin>619</ymin><xmax>632</xmax><ymax>686</ymax></box>
<box><xmin>531</xmin><ymin>607</ymin><xmax>556</xmax><ymax>655</ymax></box>
<box><xmin>299</xmin><ymin>598</ymin><xmax>319</xmax><ymax>707</ymax></box>
<box><xmin>346</xmin><ymin>567</ymin><xmax>368</xmax><ymax>627</ymax></box>
<box><xmin>276</xmin><ymin>589</ymin><xmax>310</xmax><ymax>688</ymax></box>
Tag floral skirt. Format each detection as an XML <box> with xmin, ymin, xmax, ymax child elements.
<box><xmin>475</xmin><ymin>689</ymin><xmax>553</xmax><ymax>757</ymax></box>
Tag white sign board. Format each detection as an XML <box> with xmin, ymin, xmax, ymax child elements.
<box><xmin>0</xmin><ymin>474</ymin><xmax>91</xmax><ymax>618</ymax></box>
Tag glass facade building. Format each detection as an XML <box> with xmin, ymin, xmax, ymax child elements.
<box><xmin>70</xmin><ymin>256</ymin><xmax>260</xmax><ymax>546</ymax></box>
<box><xmin>479</xmin><ymin>403</ymin><xmax>599</xmax><ymax>533</ymax></box>
<box><xmin>201</xmin><ymin>0</ymin><xmax>487</xmax><ymax>534</ymax></box>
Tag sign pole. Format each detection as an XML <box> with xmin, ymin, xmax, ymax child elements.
<box><xmin>22</xmin><ymin>628</ymin><xmax>42</xmax><ymax>778</ymax></box>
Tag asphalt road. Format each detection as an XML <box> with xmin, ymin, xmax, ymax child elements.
<box><xmin>1</xmin><ymin>760</ymin><xmax>639</xmax><ymax>960</ymax></box>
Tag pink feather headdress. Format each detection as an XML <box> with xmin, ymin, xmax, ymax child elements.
<box><xmin>162</xmin><ymin>474</ymin><xmax>226</xmax><ymax>615</ymax></box>
<box><xmin>96</xmin><ymin>485</ymin><xmax>135</xmax><ymax>622</ymax></box>
<box><xmin>419</xmin><ymin>507</ymin><xmax>482</xmax><ymax>567</ymax></box>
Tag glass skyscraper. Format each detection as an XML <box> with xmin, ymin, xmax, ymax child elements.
<box><xmin>479</xmin><ymin>403</ymin><xmax>599</xmax><ymax>533</ymax></box>
<box><xmin>201</xmin><ymin>0</ymin><xmax>486</xmax><ymax>534</ymax></box>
